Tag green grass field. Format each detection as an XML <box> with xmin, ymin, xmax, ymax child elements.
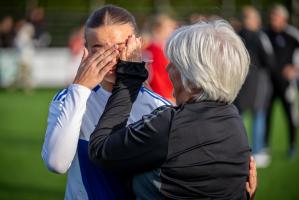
<box><xmin>0</xmin><ymin>89</ymin><xmax>298</xmax><ymax>200</ymax></box>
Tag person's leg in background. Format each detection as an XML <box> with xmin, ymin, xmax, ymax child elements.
<box><xmin>253</xmin><ymin>110</ymin><xmax>266</xmax><ymax>154</ymax></box>
<box><xmin>252</xmin><ymin>72</ymin><xmax>273</xmax><ymax>168</ymax></box>
<box><xmin>282</xmin><ymin>82</ymin><xmax>298</xmax><ymax>158</ymax></box>
<box><xmin>264</xmin><ymin>89</ymin><xmax>277</xmax><ymax>160</ymax></box>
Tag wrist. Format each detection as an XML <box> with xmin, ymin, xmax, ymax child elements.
<box><xmin>116</xmin><ymin>60</ymin><xmax>148</xmax><ymax>80</ymax></box>
<box><xmin>71</xmin><ymin>83</ymin><xmax>92</xmax><ymax>92</ymax></box>
<box><xmin>72</xmin><ymin>80</ymin><xmax>94</xmax><ymax>90</ymax></box>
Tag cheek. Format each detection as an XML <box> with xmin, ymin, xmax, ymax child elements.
<box><xmin>104</xmin><ymin>72</ymin><xmax>116</xmax><ymax>83</ymax></box>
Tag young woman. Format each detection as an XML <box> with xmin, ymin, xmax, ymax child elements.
<box><xmin>41</xmin><ymin>5</ymin><xmax>170</xmax><ymax>199</ymax></box>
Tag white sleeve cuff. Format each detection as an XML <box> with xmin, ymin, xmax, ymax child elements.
<box><xmin>69</xmin><ymin>84</ymin><xmax>92</xmax><ymax>100</ymax></box>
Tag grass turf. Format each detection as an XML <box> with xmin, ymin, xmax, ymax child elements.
<box><xmin>0</xmin><ymin>89</ymin><xmax>298</xmax><ymax>199</ymax></box>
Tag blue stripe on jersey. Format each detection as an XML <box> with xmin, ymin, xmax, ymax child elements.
<box><xmin>57</xmin><ymin>89</ymin><xmax>68</xmax><ymax>101</ymax></box>
<box><xmin>93</xmin><ymin>85</ymin><xmax>100</xmax><ymax>92</ymax></box>
<box><xmin>52</xmin><ymin>89</ymin><xmax>63</xmax><ymax>101</ymax></box>
<box><xmin>140</xmin><ymin>87</ymin><xmax>172</xmax><ymax>105</ymax></box>
<box><xmin>77</xmin><ymin>139</ymin><xmax>126</xmax><ymax>200</ymax></box>
<box><xmin>58</xmin><ymin>93</ymin><xmax>67</xmax><ymax>102</ymax></box>
<box><xmin>53</xmin><ymin>88</ymin><xmax>68</xmax><ymax>101</ymax></box>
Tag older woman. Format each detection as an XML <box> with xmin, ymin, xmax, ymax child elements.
<box><xmin>89</xmin><ymin>20</ymin><xmax>253</xmax><ymax>199</ymax></box>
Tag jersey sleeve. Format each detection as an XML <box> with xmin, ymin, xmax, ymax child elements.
<box><xmin>89</xmin><ymin>61</ymin><xmax>172</xmax><ymax>174</ymax></box>
<box><xmin>41</xmin><ymin>84</ymin><xmax>91</xmax><ymax>174</ymax></box>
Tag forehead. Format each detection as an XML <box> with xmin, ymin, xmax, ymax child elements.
<box><xmin>86</xmin><ymin>24</ymin><xmax>134</xmax><ymax>45</ymax></box>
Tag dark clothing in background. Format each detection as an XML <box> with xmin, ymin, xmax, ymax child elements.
<box><xmin>236</xmin><ymin>29</ymin><xmax>273</xmax><ymax>112</ymax></box>
<box><xmin>266</xmin><ymin>26</ymin><xmax>299</xmax><ymax>92</ymax></box>
<box><xmin>89</xmin><ymin>61</ymin><xmax>251</xmax><ymax>199</ymax></box>
<box><xmin>265</xmin><ymin>26</ymin><xmax>299</xmax><ymax>148</ymax></box>
<box><xmin>0</xmin><ymin>31</ymin><xmax>14</xmax><ymax>47</ymax></box>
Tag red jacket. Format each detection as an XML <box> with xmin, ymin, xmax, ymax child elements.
<box><xmin>146</xmin><ymin>43</ymin><xmax>173</xmax><ymax>101</ymax></box>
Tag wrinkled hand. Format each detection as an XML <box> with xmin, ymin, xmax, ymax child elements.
<box><xmin>246</xmin><ymin>156</ymin><xmax>257</xmax><ymax>200</ymax></box>
<box><xmin>73</xmin><ymin>46</ymin><xmax>119</xmax><ymax>89</ymax></box>
<box><xmin>120</xmin><ymin>35</ymin><xmax>142</xmax><ymax>62</ymax></box>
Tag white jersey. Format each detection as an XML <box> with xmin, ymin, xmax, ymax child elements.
<box><xmin>41</xmin><ymin>84</ymin><xmax>170</xmax><ymax>200</ymax></box>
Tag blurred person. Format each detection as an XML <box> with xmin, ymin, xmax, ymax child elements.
<box><xmin>236</xmin><ymin>6</ymin><xmax>274</xmax><ymax>167</ymax></box>
<box><xmin>68</xmin><ymin>26</ymin><xmax>85</xmax><ymax>83</ymax></box>
<box><xmin>41</xmin><ymin>5</ymin><xmax>171</xmax><ymax>200</ymax></box>
<box><xmin>89</xmin><ymin>20</ymin><xmax>256</xmax><ymax>199</ymax></box>
<box><xmin>265</xmin><ymin>4</ymin><xmax>299</xmax><ymax>158</ymax></box>
<box><xmin>13</xmin><ymin>19</ymin><xmax>35</xmax><ymax>92</ymax></box>
<box><xmin>229</xmin><ymin>16</ymin><xmax>242</xmax><ymax>33</ymax></box>
<box><xmin>29</xmin><ymin>7</ymin><xmax>51</xmax><ymax>47</ymax></box>
<box><xmin>145</xmin><ymin>14</ymin><xmax>177</xmax><ymax>103</ymax></box>
<box><xmin>189</xmin><ymin>13</ymin><xmax>207</xmax><ymax>24</ymax></box>
<box><xmin>0</xmin><ymin>16</ymin><xmax>14</xmax><ymax>47</ymax></box>
<box><xmin>68</xmin><ymin>26</ymin><xmax>84</xmax><ymax>57</ymax></box>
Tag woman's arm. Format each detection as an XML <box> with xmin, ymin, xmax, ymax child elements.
<box><xmin>42</xmin><ymin>46</ymin><xmax>118</xmax><ymax>174</ymax></box>
<box><xmin>41</xmin><ymin>84</ymin><xmax>91</xmax><ymax>174</ymax></box>
<box><xmin>89</xmin><ymin>61</ymin><xmax>172</xmax><ymax>174</ymax></box>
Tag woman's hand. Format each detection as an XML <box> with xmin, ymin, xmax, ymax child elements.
<box><xmin>246</xmin><ymin>156</ymin><xmax>257</xmax><ymax>200</ymax></box>
<box><xmin>120</xmin><ymin>35</ymin><xmax>142</xmax><ymax>62</ymax></box>
<box><xmin>282</xmin><ymin>64</ymin><xmax>299</xmax><ymax>81</ymax></box>
<box><xmin>73</xmin><ymin>46</ymin><xmax>119</xmax><ymax>89</ymax></box>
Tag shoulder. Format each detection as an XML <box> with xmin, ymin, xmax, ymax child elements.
<box><xmin>51</xmin><ymin>84</ymin><xmax>98</xmax><ymax>103</ymax></box>
<box><xmin>139</xmin><ymin>86</ymin><xmax>173</xmax><ymax>106</ymax></box>
<box><xmin>151</xmin><ymin>104</ymin><xmax>173</xmax><ymax>116</ymax></box>
<box><xmin>285</xmin><ymin>25</ymin><xmax>299</xmax><ymax>42</ymax></box>
<box><xmin>52</xmin><ymin>88</ymin><xmax>69</xmax><ymax>102</ymax></box>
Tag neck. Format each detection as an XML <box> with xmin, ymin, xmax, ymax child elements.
<box><xmin>175</xmin><ymin>91</ymin><xmax>193</xmax><ymax>105</ymax></box>
<box><xmin>272</xmin><ymin>23</ymin><xmax>286</xmax><ymax>32</ymax></box>
<box><xmin>101</xmin><ymin>80</ymin><xmax>113</xmax><ymax>92</ymax></box>
<box><xmin>175</xmin><ymin>88</ymin><xmax>204</xmax><ymax>105</ymax></box>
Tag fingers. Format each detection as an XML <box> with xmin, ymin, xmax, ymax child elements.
<box><xmin>137</xmin><ymin>37</ymin><xmax>142</xmax><ymax>50</ymax></box>
<box><xmin>85</xmin><ymin>45</ymin><xmax>110</xmax><ymax>65</ymax></box>
<box><xmin>126</xmin><ymin>35</ymin><xmax>137</xmax><ymax>56</ymax></box>
<box><xmin>246</xmin><ymin>156</ymin><xmax>257</xmax><ymax>199</ymax></box>
<box><xmin>246</xmin><ymin>182</ymin><xmax>250</xmax><ymax>193</ymax></box>
<box><xmin>250</xmin><ymin>156</ymin><xmax>257</xmax><ymax>179</ymax></box>
<box><xmin>120</xmin><ymin>46</ymin><xmax>127</xmax><ymax>60</ymax></box>
<box><xmin>79</xmin><ymin>48</ymin><xmax>89</xmax><ymax>68</ymax></box>
<box><xmin>120</xmin><ymin>35</ymin><xmax>142</xmax><ymax>62</ymax></box>
<box><xmin>95</xmin><ymin>46</ymin><xmax>118</xmax><ymax>65</ymax></box>
<box><xmin>82</xmin><ymin>48</ymin><xmax>89</xmax><ymax>62</ymax></box>
<box><xmin>96</xmin><ymin>48</ymin><xmax>119</xmax><ymax>70</ymax></box>
<box><xmin>98</xmin><ymin>59</ymin><xmax>117</xmax><ymax>78</ymax></box>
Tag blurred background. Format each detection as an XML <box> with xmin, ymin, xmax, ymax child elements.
<box><xmin>0</xmin><ymin>0</ymin><xmax>299</xmax><ymax>199</ymax></box>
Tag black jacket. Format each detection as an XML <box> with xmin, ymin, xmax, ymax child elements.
<box><xmin>236</xmin><ymin>29</ymin><xmax>274</xmax><ymax>111</ymax></box>
<box><xmin>266</xmin><ymin>26</ymin><xmax>299</xmax><ymax>92</ymax></box>
<box><xmin>89</xmin><ymin>61</ymin><xmax>251</xmax><ymax>199</ymax></box>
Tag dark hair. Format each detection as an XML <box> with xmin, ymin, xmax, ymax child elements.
<box><xmin>85</xmin><ymin>5</ymin><xmax>137</xmax><ymax>36</ymax></box>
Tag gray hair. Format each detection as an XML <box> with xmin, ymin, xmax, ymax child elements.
<box><xmin>271</xmin><ymin>4</ymin><xmax>289</xmax><ymax>20</ymax></box>
<box><xmin>165</xmin><ymin>20</ymin><xmax>250</xmax><ymax>104</ymax></box>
